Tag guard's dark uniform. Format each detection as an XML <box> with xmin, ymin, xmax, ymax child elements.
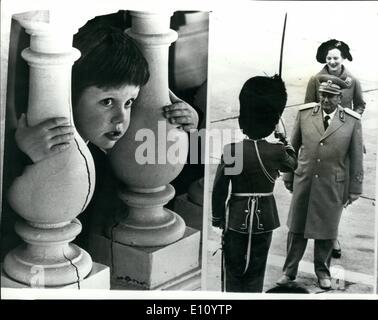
<box><xmin>212</xmin><ymin>139</ymin><xmax>297</xmax><ymax>292</ymax></box>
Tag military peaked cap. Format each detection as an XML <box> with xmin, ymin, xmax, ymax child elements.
<box><xmin>317</xmin><ymin>74</ymin><xmax>349</xmax><ymax>95</ymax></box>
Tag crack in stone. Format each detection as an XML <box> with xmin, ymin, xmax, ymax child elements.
<box><xmin>63</xmin><ymin>250</ymin><xmax>81</xmax><ymax>290</ymax></box>
<box><xmin>74</xmin><ymin>138</ymin><xmax>92</xmax><ymax>213</ymax></box>
<box><xmin>110</xmin><ymin>220</ymin><xmax>120</xmax><ymax>276</ymax></box>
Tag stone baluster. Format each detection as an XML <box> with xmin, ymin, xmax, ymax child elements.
<box><xmin>107</xmin><ymin>11</ymin><xmax>189</xmax><ymax>246</ymax></box>
<box><xmin>3</xmin><ymin>11</ymin><xmax>96</xmax><ymax>287</ymax></box>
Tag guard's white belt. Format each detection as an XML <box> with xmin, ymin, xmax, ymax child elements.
<box><xmin>232</xmin><ymin>192</ymin><xmax>273</xmax><ymax>197</ymax></box>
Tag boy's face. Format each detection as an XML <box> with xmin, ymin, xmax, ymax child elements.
<box><xmin>74</xmin><ymin>84</ymin><xmax>140</xmax><ymax>149</ymax></box>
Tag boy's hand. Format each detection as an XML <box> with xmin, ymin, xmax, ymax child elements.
<box><xmin>163</xmin><ymin>90</ymin><xmax>199</xmax><ymax>132</ymax></box>
<box><xmin>15</xmin><ymin>113</ymin><xmax>75</xmax><ymax>163</ymax></box>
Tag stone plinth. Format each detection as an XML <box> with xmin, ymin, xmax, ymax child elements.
<box><xmin>113</xmin><ymin>268</ymin><xmax>201</xmax><ymax>291</ymax></box>
<box><xmin>88</xmin><ymin>227</ymin><xmax>201</xmax><ymax>290</ymax></box>
<box><xmin>1</xmin><ymin>262</ymin><xmax>110</xmax><ymax>289</ymax></box>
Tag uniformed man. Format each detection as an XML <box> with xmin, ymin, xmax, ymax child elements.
<box><xmin>212</xmin><ymin>75</ymin><xmax>297</xmax><ymax>292</ymax></box>
<box><xmin>276</xmin><ymin>74</ymin><xmax>364</xmax><ymax>290</ymax></box>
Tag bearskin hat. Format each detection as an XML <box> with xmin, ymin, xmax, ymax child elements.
<box><xmin>316</xmin><ymin>39</ymin><xmax>353</xmax><ymax>63</ymax></box>
<box><xmin>239</xmin><ymin>75</ymin><xmax>287</xmax><ymax>139</ymax></box>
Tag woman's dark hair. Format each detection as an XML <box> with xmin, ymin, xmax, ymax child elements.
<box><xmin>72</xmin><ymin>24</ymin><xmax>150</xmax><ymax>104</ymax></box>
<box><xmin>238</xmin><ymin>75</ymin><xmax>287</xmax><ymax>139</ymax></box>
<box><xmin>316</xmin><ymin>39</ymin><xmax>353</xmax><ymax>63</ymax></box>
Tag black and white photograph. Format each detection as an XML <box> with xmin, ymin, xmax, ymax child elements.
<box><xmin>206</xmin><ymin>1</ymin><xmax>378</xmax><ymax>295</ymax></box>
<box><xmin>1</xmin><ymin>1</ymin><xmax>208</xmax><ymax>294</ymax></box>
<box><xmin>1</xmin><ymin>0</ymin><xmax>378</xmax><ymax>305</ymax></box>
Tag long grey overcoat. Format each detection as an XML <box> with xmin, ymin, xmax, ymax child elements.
<box><xmin>283</xmin><ymin>102</ymin><xmax>364</xmax><ymax>239</ymax></box>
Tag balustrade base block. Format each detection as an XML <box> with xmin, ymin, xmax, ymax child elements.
<box><xmin>88</xmin><ymin>227</ymin><xmax>201</xmax><ymax>290</ymax></box>
<box><xmin>112</xmin><ymin>266</ymin><xmax>201</xmax><ymax>291</ymax></box>
<box><xmin>1</xmin><ymin>262</ymin><xmax>110</xmax><ymax>289</ymax></box>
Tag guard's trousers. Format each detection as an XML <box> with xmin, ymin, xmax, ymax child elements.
<box><xmin>282</xmin><ymin>232</ymin><xmax>333</xmax><ymax>280</ymax></box>
<box><xmin>224</xmin><ymin>230</ymin><xmax>272</xmax><ymax>292</ymax></box>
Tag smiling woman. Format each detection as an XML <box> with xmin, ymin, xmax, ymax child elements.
<box><xmin>305</xmin><ymin>39</ymin><xmax>366</xmax><ymax>115</ymax></box>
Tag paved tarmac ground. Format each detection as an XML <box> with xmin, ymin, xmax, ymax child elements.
<box><xmin>204</xmin><ymin>2</ymin><xmax>378</xmax><ymax>295</ymax></box>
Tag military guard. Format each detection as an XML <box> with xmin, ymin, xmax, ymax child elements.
<box><xmin>277</xmin><ymin>74</ymin><xmax>364</xmax><ymax>290</ymax></box>
<box><xmin>212</xmin><ymin>75</ymin><xmax>297</xmax><ymax>292</ymax></box>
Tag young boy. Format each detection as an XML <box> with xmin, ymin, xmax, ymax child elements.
<box><xmin>13</xmin><ymin>23</ymin><xmax>198</xmax><ymax>248</ymax></box>
<box><xmin>212</xmin><ymin>75</ymin><xmax>297</xmax><ymax>292</ymax></box>
<box><xmin>16</xmin><ymin>24</ymin><xmax>198</xmax><ymax>161</ymax></box>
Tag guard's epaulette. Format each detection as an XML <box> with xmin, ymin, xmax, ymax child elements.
<box><xmin>299</xmin><ymin>102</ymin><xmax>318</xmax><ymax>111</ymax></box>
<box><xmin>344</xmin><ymin>107</ymin><xmax>361</xmax><ymax>120</ymax></box>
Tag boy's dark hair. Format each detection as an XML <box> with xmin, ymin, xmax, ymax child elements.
<box><xmin>72</xmin><ymin>24</ymin><xmax>150</xmax><ymax>104</ymax></box>
<box><xmin>238</xmin><ymin>75</ymin><xmax>287</xmax><ymax>139</ymax></box>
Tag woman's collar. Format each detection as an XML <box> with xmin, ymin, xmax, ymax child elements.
<box><xmin>324</xmin><ymin>64</ymin><xmax>346</xmax><ymax>78</ymax></box>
